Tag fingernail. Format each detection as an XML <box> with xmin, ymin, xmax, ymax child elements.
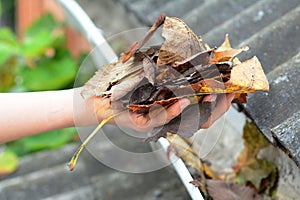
<box><xmin>179</xmin><ymin>98</ymin><xmax>190</xmax><ymax>110</ymax></box>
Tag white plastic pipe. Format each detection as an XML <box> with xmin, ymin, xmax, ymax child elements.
<box><xmin>158</xmin><ymin>138</ymin><xmax>204</xmax><ymax>200</ymax></box>
<box><xmin>55</xmin><ymin>0</ymin><xmax>117</xmax><ymax>64</ymax></box>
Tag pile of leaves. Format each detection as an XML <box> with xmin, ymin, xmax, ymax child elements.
<box><xmin>82</xmin><ymin>14</ymin><xmax>268</xmax><ymax>139</ymax></box>
<box><xmin>68</xmin><ymin>14</ymin><xmax>269</xmax><ymax>170</ymax></box>
<box><xmin>166</xmin><ymin>122</ymin><xmax>278</xmax><ymax>199</ymax></box>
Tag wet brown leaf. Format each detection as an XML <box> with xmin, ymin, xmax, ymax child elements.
<box><xmin>166</xmin><ymin>132</ymin><xmax>218</xmax><ymax>197</ymax></box>
<box><xmin>157</xmin><ymin>16</ymin><xmax>206</xmax><ymax>66</ymax></box>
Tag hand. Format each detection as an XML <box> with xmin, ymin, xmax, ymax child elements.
<box><xmin>92</xmin><ymin>93</ymin><xmax>235</xmax><ymax>132</ymax></box>
<box><xmin>201</xmin><ymin>93</ymin><xmax>235</xmax><ymax>128</ymax></box>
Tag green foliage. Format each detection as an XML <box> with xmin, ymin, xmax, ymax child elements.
<box><xmin>0</xmin><ymin>13</ymin><xmax>85</xmax><ymax>161</ymax></box>
<box><xmin>0</xmin><ymin>28</ymin><xmax>19</xmax><ymax>91</ymax></box>
<box><xmin>0</xmin><ymin>13</ymin><xmax>78</xmax><ymax>92</ymax></box>
<box><xmin>6</xmin><ymin>128</ymin><xmax>76</xmax><ymax>157</ymax></box>
<box><xmin>18</xmin><ymin>49</ymin><xmax>77</xmax><ymax>91</ymax></box>
<box><xmin>0</xmin><ymin>28</ymin><xmax>19</xmax><ymax>66</ymax></box>
<box><xmin>21</xmin><ymin>13</ymin><xmax>65</xmax><ymax>59</ymax></box>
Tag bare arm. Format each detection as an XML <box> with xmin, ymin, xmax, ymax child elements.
<box><xmin>0</xmin><ymin>89</ymin><xmax>75</xmax><ymax>143</ymax></box>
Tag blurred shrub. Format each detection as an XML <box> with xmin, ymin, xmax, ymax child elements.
<box><xmin>0</xmin><ymin>13</ymin><xmax>79</xmax><ymax>92</ymax></box>
<box><xmin>0</xmin><ymin>13</ymin><xmax>86</xmax><ymax>158</ymax></box>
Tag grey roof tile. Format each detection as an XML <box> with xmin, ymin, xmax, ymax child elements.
<box><xmin>244</xmin><ymin>52</ymin><xmax>300</xmax><ymax>145</ymax></box>
<box><xmin>0</xmin><ymin>162</ymin><xmax>91</xmax><ymax>200</ymax></box>
<box><xmin>91</xmin><ymin>170</ymin><xmax>189</xmax><ymax>200</ymax></box>
<box><xmin>272</xmin><ymin>111</ymin><xmax>300</xmax><ymax>167</ymax></box>
<box><xmin>239</xmin><ymin>5</ymin><xmax>300</xmax><ymax>73</ymax></box>
<box><xmin>146</xmin><ymin>0</ymin><xmax>204</xmax><ymax>25</ymax></box>
<box><xmin>183</xmin><ymin>0</ymin><xmax>259</xmax><ymax>35</ymax></box>
<box><xmin>126</xmin><ymin>0</ymin><xmax>170</xmax><ymax>25</ymax></box>
<box><xmin>203</xmin><ymin>0</ymin><xmax>300</xmax><ymax>47</ymax></box>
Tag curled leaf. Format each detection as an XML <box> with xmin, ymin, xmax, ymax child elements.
<box><xmin>157</xmin><ymin>16</ymin><xmax>206</xmax><ymax>66</ymax></box>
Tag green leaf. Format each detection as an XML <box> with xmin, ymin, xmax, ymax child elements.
<box><xmin>25</xmin><ymin>13</ymin><xmax>61</xmax><ymax>38</ymax></box>
<box><xmin>18</xmin><ymin>50</ymin><xmax>78</xmax><ymax>91</ymax></box>
<box><xmin>0</xmin><ymin>149</ymin><xmax>19</xmax><ymax>178</ymax></box>
<box><xmin>7</xmin><ymin>128</ymin><xmax>76</xmax><ymax>157</ymax></box>
<box><xmin>21</xmin><ymin>13</ymin><xmax>65</xmax><ymax>59</ymax></box>
<box><xmin>0</xmin><ymin>28</ymin><xmax>20</xmax><ymax>66</ymax></box>
<box><xmin>21</xmin><ymin>30</ymin><xmax>64</xmax><ymax>59</ymax></box>
<box><xmin>0</xmin><ymin>28</ymin><xmax>19</xmax><ymax>91</ymax></box>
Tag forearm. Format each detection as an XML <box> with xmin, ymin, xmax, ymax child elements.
<box><xmin>0</xmin><ymin>89</ymin><xmax>76</xmax><ymax>143</ymax></box>
<box><xmin>0</xmin><ymin>86</ymin><xmax>128</xmax><ymax>143</ymax></box>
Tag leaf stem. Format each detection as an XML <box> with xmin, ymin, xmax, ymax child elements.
<box><xmin>67</xmin><ymin>110</ymin><xmax>127</xmax><ymax>171</ymax></box>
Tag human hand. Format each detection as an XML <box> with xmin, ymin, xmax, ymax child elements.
<box><xmin>92</xmin><ymin>93</ymin><xmax>235</xmax><ymax>133</ymax></box>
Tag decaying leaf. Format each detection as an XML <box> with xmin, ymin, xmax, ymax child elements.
<box><xmin>166</xmin><ymin>132</ymin><xmax>218</xmax><ymax>197</ymax></box>
<box><xmin>123</xmin><ymin>13</ymin><xmax>166</xmax><ymax>63</ymax></box>
<box><xmin>233</xmin><ymin>122</ymin><xmax>278</xmax><ymax>194</ymax></box>
<box><xmin>165</xmin><ymin>132</ymin><xmax>264</xmax><ymax>200</ymax></box>
<box><xmin>157</xmin><ymin>16</ymin><xmax>206</xmax><ymax>66</ymax></box>
<box><xmin>226</xmin><ymin>56</ymin><xmax>269</xmax><ymax>93</ymax></box>
<box><xmin>82</xmin><ymin>15</ymin><xmax>269</xmax><ymax>114</ymax></box>
<box><xmin>81</xmin><ymin>54</ymin><xmax>143</xmax><ymax>99</ymax></box>
<box><xmin>166</xmin><ymin>132</ymin><xmax>218</xmax><ymax>179</ymax></box>
<box><xmin>143</xmin><ymin>56</ymin><xmax>156</xmax><ymax>85</ymax></box>
<box><xmin>210</xmin><ymin>34</ymin><xmax>249</xmax><ymax>64</ymax></box>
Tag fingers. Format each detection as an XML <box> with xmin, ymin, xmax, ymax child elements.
<box><xmin>151</xmin><ymin>98</ymin><xmax>190</xmax><ymax>126</ymax></box>
<box><xmin>201</xmin><ymin>93</ymin><xmax>235</xmax><ymax>129</ymax></box>
<box><xmin>202</xmin><ymin>94</ymin><xmax>217</xmax><ymax>102</ymax></box>
<box><xmin>128</xmin><ymin>98</ymin><xmax>190</xmax><ymax>131</ymax></box>
<box><xmin>95</xmin><ymin>93</ymin><xmax>234</xmax><ymax>132</ymax></box>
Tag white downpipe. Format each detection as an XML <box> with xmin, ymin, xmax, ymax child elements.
<box><xmin>55</xmin><ymin>0</ymin><xmax>117</xmax><ymax>64</ymax></box>
<box><xmin>158</xmin><ymin>138</ymin><xmax>204</xmax><ymax>200</ymax></box>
